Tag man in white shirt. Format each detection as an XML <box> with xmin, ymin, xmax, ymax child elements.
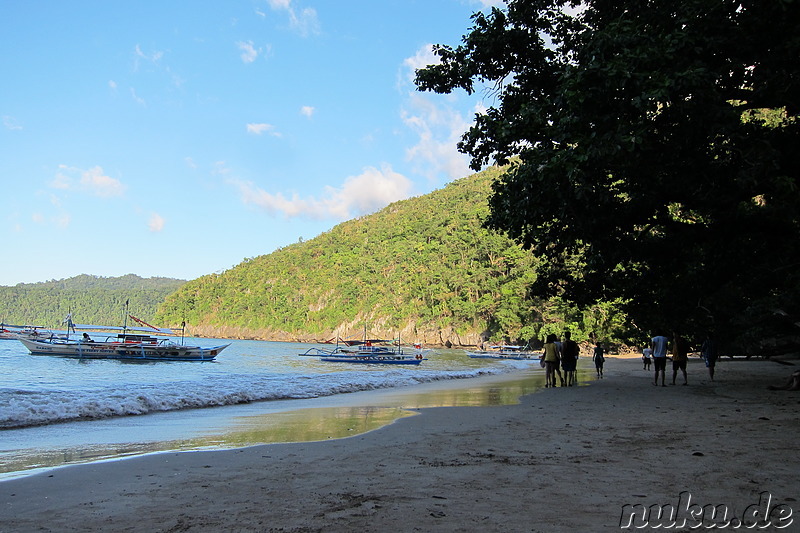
<box><xmin>651</xmin><ymin>332</ymin><xmax>670</xmax><ymax>387</ymax></box>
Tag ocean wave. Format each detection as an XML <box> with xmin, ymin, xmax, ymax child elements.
<box><xmin>0</xmin><ymin>365</ymin><xmax>528</xmax><ymax>429</ymax></box>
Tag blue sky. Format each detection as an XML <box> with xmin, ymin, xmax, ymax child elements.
<box><xmin>0</xmin><ymin>0</ymin><xmax>498</xmax><ymax>286</ymax></box>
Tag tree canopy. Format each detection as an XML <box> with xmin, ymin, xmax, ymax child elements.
<box><xmin>416</xmin><ymin>0</ymin><xmax>800</xmax><ymax>351</ymax></box>
<box><xmin>0</xmin><ymin>274</ymin><xmax>185</xmax><ymax>328</ymax></box>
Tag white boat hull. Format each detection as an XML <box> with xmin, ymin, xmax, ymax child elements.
<box><xmin>465</xmin><ymin>350</ymin><xmax>540</xmax><ymax>360</ymax></box>
<box><xmin>319</xmin><ymin>354</ymin><xmax>424</xmax><ymax>365</ymax></box>
<box><xmin>19</xmin><ymin>338</ymin><xmax>229</xmax><ymax>362</ymax></box>
<box><xmin>300</xmin><ymin>346</ymin><xmax>427</xmax><ymax>365</ymax></box>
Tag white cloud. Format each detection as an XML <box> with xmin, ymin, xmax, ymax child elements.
<box><xmin>402</xmin><ymin>44</ymin><xmax>439</xmax><ymax>83</ymax></box>
<box><xmin>212</xmin><ymin>161</ymin><xmax>231</xmax><ymax>177</ymax></box>
<box><xmin>80</xmin><ymin>166</ymin><xmax>126</xmax><ymax>197</ymax></box>
<box><xmin>237</xmin><ymin>40</ymin><xmax>259</xmax><ymax>63</ymax></box>
<box><xmin>300</xmin><ymin>105</ymin><xmax>315</xmax><ymax>118</ymax></box>
<box><xmin>52</xmin><ymin>164</ymin><xmax>126</xmax><ymax>197</ymax></box>
<box><xmin>55</xmin><ymin>213</ymin><xmax>71</xmax><ymax>229</ymax></box>
<box><xmin>246</xmin><ymin>122</ymin><xmax>281</xmax><ymax>136</ymax></box>
<box><xmin>108</xmin><ymin>80</ymin><xmax>117</xmax><ymax>90</ymax></box>
<box><xmin>401</xmin><ymin>92</ymin><xmax>472</xmax><ymax>182</ymax></box>
<box><xmin>130</xmin><ymin>88</ymin><xmax>146</xmax><ymax>106</ymax></box>
<box><xmin>133</xmin><ymin>44</ymin><xmax>164</xmax><ymax>73</ymax></box>
<box><xmin>134</xmin><ymin>44</ymin><xmax>163</xmax><ymax>63</ymax></box>
<box><xmin>399</xmin><ymin>45</ymin><xmax>475</xmax><ymax>182</ymax></box>
<box><xmin>3</xmin><ymin>115</ymin><xmax>22</xmax><ymax>130</ymax></box>
<box><xmin>228</xmin><ymin>164</ymin><xmax>412</xmax><ymax>220</ymax></box>
<box><xmin>148</xmin><ymin>213</ymin><xmax>165</xmax><ymax>232</ymax></box>
<box><xmin>52</xmin><ymin>166</ymin><xmax>72</xmax><ymax>189</ymax></box>
<box><xmin>267</xmin><ymin>0</ymin><xmax>320</xmax><ymax>36</ymax></box>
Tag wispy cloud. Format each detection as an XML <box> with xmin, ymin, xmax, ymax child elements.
<box><xmin>237</xmin><ymin>40</ymin><xmax>260</xmax><ymax>63</ymax></box>
<box><xmin>130</xmin><ymin>88</ymin><xmax>146</xmax><ymax>106</ymax></box>
<box><xmin>228</xmin><ymin>164</ymin><xmax>412</xmax><ymax>220</ymax></box>
<box><xmin>3</xmin><ymin>115</ymin><xmax>22</xmax><ymax>130</ymax></box>
<box><xmin>134</xmin><ymin>44</ymin><xmax>163</xmax><ymax>67</ymax></box>
<box><xmin>300</xmin><ymin>105</ymin><xmax>315</xmax><ymax>118</ymax></box>
<box><xmin>80</xmin><ymin>166</ymin><xmax>126</xmax><ymax>197</ymax></box>
<box><xmin>267</xmin><ymin>0</ymin><xmax>320</xmax><ymax>37</ymax></box>
<box><xmin>246</xmin><ymin>123</ymin><xmax>282</xmax><ymax>137</ymax></box>
<box><xmin>148</xmin><ymin>213</ymin><xmax>165</xmax><ymax>232</ymax></box>
<box><xmin>132</xmin><ymin>44</ymin><xmax>164</xmax><ymax>75</ymax></box>
<box><xmin>55</xmin><ymin>213</ymin><xmax>71</xmax><ymax>229</ymax></box>
<box><xmin>53</xmin><ymin>164</ymin><xmax>126</xmax><ymax>197</ymax></box>
<box><xmin>400</xmin><ymin>45</ymin><xmax>473</xmax><ymax>182</ymax></box>
<box><xmin>402</xmin><ymin>44</ymin><xmax>439</xmax><ymax>84</ymax></box>
<box><xmin>402</xmin><ymin>93</ymin><xmax>473</xmax><ymax>181</ymax></box>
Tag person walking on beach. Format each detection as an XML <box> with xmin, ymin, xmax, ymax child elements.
<box><xmin>651</xmin><ymin>331</ymin><xmax>670</xmax><ymax>386</ymax></box>
<box><xmin>543</xmin><ymin>334</ymin><xmax>562</xmax><ymax>387</ymax></box>
<box><xmin>671</xmin><ymin>333</ymin><xmax>690</xmax><ymax>385</ymax></box>
<box><xmin>642</xmin><ymin>346</ymin><xmax>652</xmax><ymax>370</ymax></box>
<box><xmin>561</xmin><ymin>331</ymin><xmax>579</xmax><ymax>386</ymax></box>
<box><xmin>701</xmin><ymin>333</ymin><xmax>717</xmax><ymax>381</ymax></box>
<box><xmin>592</xmin><ymin>342</ymin><xmax>605</xmax><ymax>378</ymax></box>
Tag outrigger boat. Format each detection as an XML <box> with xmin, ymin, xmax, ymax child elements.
<box><xmin>300</xmin><ymin>330</ymin><xmax>429</xmax><ymax>365</ymax></box>
<box><xmin>465</xmin><ymin>344</ymin><xmax>541</xmax><ymax>360</ymax></box>
<box><xmin>17</xmin><ymin>309</ymin><xmax>229</xmax><ymax>362</ymax></box>
<box><xmin>0</xmin><ymin>323</ymin><xmax>55</xmax><ymax>341</ymax></box>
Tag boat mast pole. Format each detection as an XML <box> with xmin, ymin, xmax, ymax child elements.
<box><xmin>122</xmin><ymin>299</ymin><xmax>129</xmax><ymax>339</ymax></box>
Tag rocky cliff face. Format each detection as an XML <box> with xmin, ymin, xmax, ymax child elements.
<box><xmin>183</xmin><ymin>323</ymin><xmax>482</xmax><ymax>347</ymax></box>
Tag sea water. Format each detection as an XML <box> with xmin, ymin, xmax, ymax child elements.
<box><xmin>0</xmin><ymin>338</ymin><xmax>547</xmax><ymax>478</ymax></box>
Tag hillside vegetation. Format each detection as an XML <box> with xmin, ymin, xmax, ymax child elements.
<box><xmin>0</xmin><ymin>274</ymin><xmax>185</xmax><ymax>328</ymax></box>
<box><xmin>156</xmin><ymin>167</ymin><xmax>626</xmax><ymax>345</ymax></box>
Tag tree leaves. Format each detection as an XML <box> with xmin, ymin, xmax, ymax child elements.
<box><xmin>415</xmin><ymin>0</ymin><xmax>800</xmax><ymax>352</ymax></box>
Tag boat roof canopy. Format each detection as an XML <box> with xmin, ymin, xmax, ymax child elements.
<box><xmin>73</xmin><ymin>323</ymin><xmax>174</xmax><ymax>335</ymax></box>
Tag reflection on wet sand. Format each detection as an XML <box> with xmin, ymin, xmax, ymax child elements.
<box><xmin>1</xmin><ymin>367</ymin><xmax>595</xmax><ymax>479</ymax></box>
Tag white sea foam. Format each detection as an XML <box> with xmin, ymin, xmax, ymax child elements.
<box><xmin>0</xmin><ymin>339</ymin><xmax>535</xmax><ymax>429</ymax></box>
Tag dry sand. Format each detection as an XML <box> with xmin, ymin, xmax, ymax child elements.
<box><xmin>1</xmin><ymin>356</ymin><xmax>798</xmax><ymax>532</ymax></box>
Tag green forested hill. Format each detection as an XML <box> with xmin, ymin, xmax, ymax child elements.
<box><xmin>0</xmin><ymin>274</ymin><xmax>185</xmax><ymax>328</ymax></box>
<box><xmin>156</xmin><ymin>167</ymin><xmax>625</xmax><ymax>345</ymax></box>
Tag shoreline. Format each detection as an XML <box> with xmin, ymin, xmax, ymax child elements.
<box><xmin>0</xmin><ymin>364</ymin><xmax>557</xmax><ymax>481</ymax></box>
<box><xmin>1</xmin><ymin>357</ymin><xmax>798</xmax><ymax>531</ymax></box>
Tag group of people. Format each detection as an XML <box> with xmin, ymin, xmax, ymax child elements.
<box><xmin>644</xmin><ymin>331</ymin><xmax>717</xmax><ymax>386</ymax></box>
<box><xmin>541</xmin><ymin>332</ymin><xmax>607</xmax><ymax>387</ymax></box>
<box><xmin>538</xmin><ymin>329</ymin><xmax>719</xmax><ymax>389</ymax></box>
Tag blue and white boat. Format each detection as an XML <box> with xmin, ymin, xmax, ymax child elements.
<box><xmin>300</xmin><ymin>331</ymin><xmax>429</xmax><ymax>365</ymax></box>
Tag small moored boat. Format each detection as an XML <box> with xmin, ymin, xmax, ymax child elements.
<box><xmin>18</xmin><ymin>336</ymin><xmax>228</xmax><ymax>362</ymax></box>
<box><xmin>300</xmin><ymin>329</ymin><xmax>429</xmax><ymax>365</ymax></box>
<box><xmin>465</xmin><ymin>344</ymin><xmax>541</xmax><ymax>360</ymax></box>
<box><xmin>17</xmin><ymin>309</ymin><xmax>228</xmax><ymax>362</ymax></box>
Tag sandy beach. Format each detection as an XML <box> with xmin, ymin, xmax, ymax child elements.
<box><xmin>1</xmin><ymin>356</ymin><xmax>798</xmax><ymax>532</ymax></box>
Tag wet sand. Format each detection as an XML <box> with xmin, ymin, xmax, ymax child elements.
<box><xmin>1</xmin><ymin>356</ymin><xmax>798</xmax><ymax>532</ymax></box>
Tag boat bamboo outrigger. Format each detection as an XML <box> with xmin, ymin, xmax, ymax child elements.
<box><xmin>300</xmin><ymin>328</ymin><xmax>430</xmax><ymax>365</ymax></box>
<box><xmin>17</xmin><ymin>304</ymin><xmax>229</xmax><ymax>362</ymax></box>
